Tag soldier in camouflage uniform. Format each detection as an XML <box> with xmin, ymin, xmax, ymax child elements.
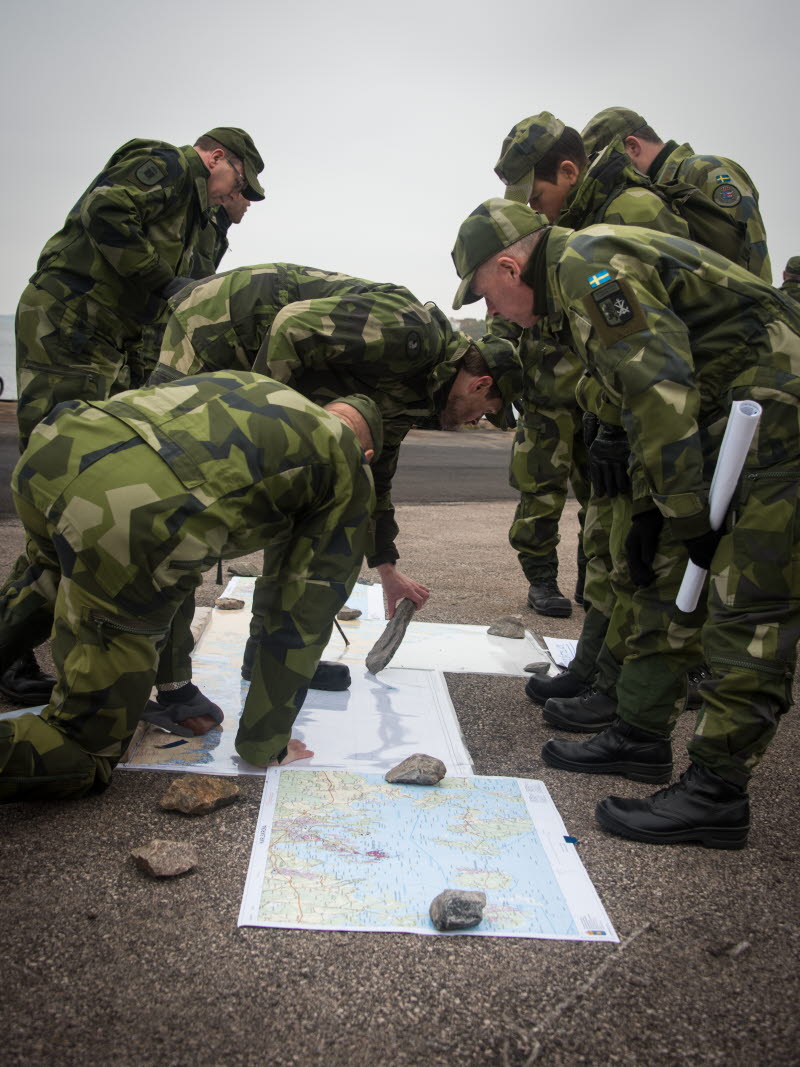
<box><xmin>453</xmin><ymin>199</ymin><xmax>800</xmax><ymax>849</ymax></box>
<box><xmin>3</xmin><ymin>127</ymin><xmax>266</xmax><ymax>707</ymax></box>
<box><xmin>581</xmin><ymin>107</ymin><xmax>771</xmax><ymax>282</ymax></box>
<box><xmin>493</xmin><ymin>111</ymin><xmax>687</xmax><ymax>710</ymax></box>
<box><xmin>143</xmin><ymin>264</ymin><xmax>520</xmax><ymax>723</ymax></box>
<box><xmin>780</xmin><ymin>256</ymin><xmax>800</xmax><ymax>303</ymax></box>
<box><xmin>149</xmin><ymin>263</ymin><xmax>520</xmax><ymax>606</ymax></box>
<box><xmin>0</xmin><ymin>372</ymin><xmax>381</xmax><ymax>801</ymax></box>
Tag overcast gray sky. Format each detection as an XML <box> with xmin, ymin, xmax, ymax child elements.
<box><xmin>1</xmin><ymin>0</ymin><xmax>796</xmax><ymax>318</ymax></box>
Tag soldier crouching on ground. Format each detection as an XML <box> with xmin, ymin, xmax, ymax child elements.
<box><xmin>0</xmin><ymin>372</ymin><xmax>380</xmax><ymax>802</ymax></box>
<box><xmin>452</xmin><ymin>198</ymin><xmax>800</xmax><ymax>850</ymax></box>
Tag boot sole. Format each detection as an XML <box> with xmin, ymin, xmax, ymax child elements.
<box><xmin>525</xmin><ymin>685</ymin><xmax>588</xmax><ymax>708</ymax></box>
<box><xmin>595</xmin><ymin>805</ymin><xmax>749</xmax><ymax>849</ymax></box>
<box><xmin>542</xmin><ymin>708</ymin><xmax>616</xmax><ymax>734</ymax></box>
<box><xmin>527</xmin><ymin>603</ymin><xmax>572</xmax><ymax>618</ymax></box>
<box><xmin>542</xmin><ymin>747</ymin><xmax>672</xmax><ymax>784</ymax></box>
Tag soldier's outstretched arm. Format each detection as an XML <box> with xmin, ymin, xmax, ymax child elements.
<box><xmin>234</xmin><ymin>464</ymin><xmax>374</xmax><ymax>767</ymax></box>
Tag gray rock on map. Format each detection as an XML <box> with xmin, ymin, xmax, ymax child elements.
<box><xmin>366</xmin><ymin>597</ymin><xmax>416</xmax><ymax>673</ymax></box>
<box><xmin>160</xmin><ymin>775</ymin><xmax>240</xmax><ymax>816</ymax></box>
<box><xmin>337</xmin><ymin>607</ymin><xmax>362</xmax><ymax>621</ymax></box>
<box><xmin>385</xmin><ymin>753</ymin><xmax>447</xmax><ymax>785</ymax></box>
<box><xmin>524</xmin><ymin>660</ymin><xmax>550</xmax><ymax>674</ymax></box>
<box><xmin>487</xmin><ymin>615</ymin><xmax>525</xmax><ymax>639</ymax></box>
<box><xmin>214</xmin><ymin>597</ymin><xmax>245</xmax><ymax>610</ymax></box>
<box><xmin>429</xmin><ymin>889</ymin><xmax>487</xmax><ymax>931</ymax></box>
<box><xmin>131</xmin><ymin>839</ymin><xmax>198</xmax><ymax>878</ymax></box>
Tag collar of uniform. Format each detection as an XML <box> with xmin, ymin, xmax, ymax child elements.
<box><xmin>520</xmin><ymin>226</ymin><xmax>556</xmax><ymax>327</ymax></box>
<box><xmin>183</xmin><ymin>145</ymin><xmax>211</xmax><ymax>212</ymax></box>
<box><xmin>647</xmin><ymin>139</ymin><xmax>679</xmax><ymax>181</ymax></box>
<box><xmin>539</xmin><ymin>227</ymin><xmax>572</xmax><ymax>330</ymax></box>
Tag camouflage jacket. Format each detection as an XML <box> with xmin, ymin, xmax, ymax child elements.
<box><xmin>127</xmin><ymin>203</ymin><xmax>233</xmax><ymax>386</ymax></box>
<box><xmin>190</xmin><ymin>205</ymin><xmax>232</xmax><ymax>279</ymax></box>
<box><xmin>151</xmin><ymin>264</ymin><xmax>473</xmax><ymax>565</ymax></box>
<box><xmin>531</xmin><ymin>225</ymin><xmax>800</xmax><ymax>536</ymax></box>
<box><xmin>779</xmin><ymin>278</ymin><xmax>800</xmax><ymax>304</ymax></box>
<box><xmin>30</xmin><ymin>139</ymin><xmax>217</xmax><ymax>349</ymax></box>
<box><xmin>500</xmin><ymin>142</ymin><xmax>690</xmax><ymax>415</ymax></box>
<box><xmin>559</xmin><ymin>139</ymin><xmax>689</xmax><ymax>238</ymax></box>
<box><xmin>19</xmin><ymin>371</ymin><xmax>375</xmax><ymax>766</ymax></box>
<box><xmin>650</xmin><ymin>141</ymin><xmax>771</xmax><ymax>283</ymax></box>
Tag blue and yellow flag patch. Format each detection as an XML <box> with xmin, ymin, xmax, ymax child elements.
<box><xmin>588</xmin><ymin>270</ymin><xmax>612</xmax><ymax>288</ymax></box>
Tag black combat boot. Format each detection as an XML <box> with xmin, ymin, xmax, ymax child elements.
<box><xmin>525</xmin><ymin>670</ymin><xmax>588</xmax><ymax>707</ymax></box>
<box><xmin>543</xmin><ymin>687</ymin><xmax>617</xmax><ymax>732</ymax></box>
<box><xmin>241</xmin><ymin>635</ymin><xmax>351</xmax><ymax>691</ymax></box>
<box><xmin>541</xmin><ymin>719</ymin><xmax>672</xmax><ymax>783</ymax></box>
<box><xmin>595</xmin><ymin>762</ymin><xmax>750</xmax><ymax>849</ymax></box>
<box><xmin>527</xmin><ymin>579</ymin><xmax>572</xmax><ymax>618</ymax></box>
<box><xmin>0</xmin><ymin>648</ymin><xmax>56</xmax><ymax>706</ymax></box>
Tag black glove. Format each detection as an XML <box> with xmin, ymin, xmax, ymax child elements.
<box><xmin>683</xmin><ymin>527</ymin><xmax>723</xmax><ymax>570</ymax></box>
<box><xmin>624</xmin><ymin>508</ymin><xmax>664</xmax><ymax>588</ymax></box>
<box><xmin>159</xmin><ymin>276</ymin><xmax>194</xmax><ymax>300</ymax></box>
<box><xmin>588</xmin><ymin>423</ymin><xmax>631</xmax><ymax>498</ymax></box>
<box><xmin>582</xmin><ymin>411</ymin><xmax>599</xmax><ymax>447</ymax></box>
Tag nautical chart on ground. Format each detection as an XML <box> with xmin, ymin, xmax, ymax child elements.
<box><xmin>238</xmin><ymin>768</ymin><xmax>618</xmax><ymax>942</ymax></box>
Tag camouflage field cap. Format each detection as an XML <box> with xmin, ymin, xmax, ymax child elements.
<box><xmin>452</xmin><ymin>198</ymin><xmax>549</xmax><ymax>309</ymax></box>
<box><xmin>580</xmin><ymin>108</ymin><xmax>647</xmax><ymax>156</ymax></box>
<box><xmin>785</xmin><ymin>256</ymin><xmax>800</xmax><ymax>276</ymax></box>
<box><xmin>333</xmin><ymin>394</ymin><xmax>384</xmax><ymax>460</ymax></box>
<box><xmin>494</xmin><ymin>112</ymin><xmax>565</xmax><ymax>202</ymax></box>
<box><xmin>473</xmin><ymin>335</ymin><xmax>523</xmax><ymax>411</ymax></box>
<box><xmin>203</xmin><ymin>127</ymin><xmax>266</xmax><ymax>201</ymax></box>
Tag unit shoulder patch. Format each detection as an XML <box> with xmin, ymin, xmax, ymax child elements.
<box><xmin>134</xmin><ymin>159</ymin><xmax>166</xmax><ymax>187</ymax></box>
<box><xmin>581</xmin><ymin>277</ymin><xmax>647</xmax><ymax>345</ymax></box>
<box><xmin>712</xmin><ymin>182</ymin><xmax>742</xmax><ymax>208</ymax></box>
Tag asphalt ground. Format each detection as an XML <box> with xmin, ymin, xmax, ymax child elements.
<box><xmin>1</xmin><ymin>406</ymin><xmax>798</xmax><ymax>1066</ymax></box>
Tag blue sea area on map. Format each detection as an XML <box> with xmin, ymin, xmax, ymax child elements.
<box><xmin>267</xmin><ymin>772</ymin><xmax>580</xmax><ymax>937</ymax></box>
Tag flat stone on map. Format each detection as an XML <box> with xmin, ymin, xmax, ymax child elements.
<box><xmin>160</xmin><ymin>776</ymin><xmax>240</xmax><ymax>816</ymax></box>
<box><xmin>337</xmin><ymin>607</ymin><xmax>362</xmax><ymax>620</ymax></box>
<box><xmin>487</xmin><ymin>615</ymin><xmax>526</xmax><ymax>639</ymax></box>
<box><xmin>214</xmin><ymin>597</ymin><xmax>245</xmax><ymax>610</ymax></box>
<box><xmin>131</xmin><ymin>839</ymin><xmax>198</xmax><ymax>878</ymax></box>
<box><xmin>524</xmin><ymin>661</ymin><xmax>550</xmax><ymax>674</ymax></box>
<box><xmin>429</xmin><ymin>889</ymin><xmax>487</xmax><ymax>931</ymax></box>
<box><xmin>385</xmin><ymin>753</ymin><xmax>446</xmax><ymax>785</ymax></box>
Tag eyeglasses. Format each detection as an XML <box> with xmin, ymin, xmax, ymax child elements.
<box><xmin>223</xmin><ymin>155</ymin><xmax>246</xmax><ymax>193</ymax></box>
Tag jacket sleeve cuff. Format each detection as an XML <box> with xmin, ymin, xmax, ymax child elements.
<box><xmin>667</xmin><ymin>511</ymin><xmax>714</xmax><ymax>541</ymax></box>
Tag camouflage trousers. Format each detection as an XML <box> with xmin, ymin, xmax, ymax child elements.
<box><xmin>15</xmin><ymin>282</ymin><xmax>131</xmax><ymax>449</ymax></box>
<box><xmin>618</xmin><ymin>393</ymin><xmax>800</xmax><ymax>786</ymax></box>
<box><xmin>0</xmin><ymin>441</ymin><xmax>201</xmax><ymax>802</ymax></box>
<box><xmin>567</xmin><ymin>489</ymin><xmax>706</xmax><ymax>702</ymax></box>
<box><xmin>508</xmin><ymin>402</ymin><xmax>590</xmax><ymax>583</ymax></box>
<box><xmin>566</xmin><ymin>492</ymin><xmax>615</xmax><ymax>684</ymax></box>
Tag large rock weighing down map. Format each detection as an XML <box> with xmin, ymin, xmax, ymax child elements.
<box><xmin>238</xmin><ymin>769</ymin><xmax>618</xmax><ymax>942</ymax></box>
